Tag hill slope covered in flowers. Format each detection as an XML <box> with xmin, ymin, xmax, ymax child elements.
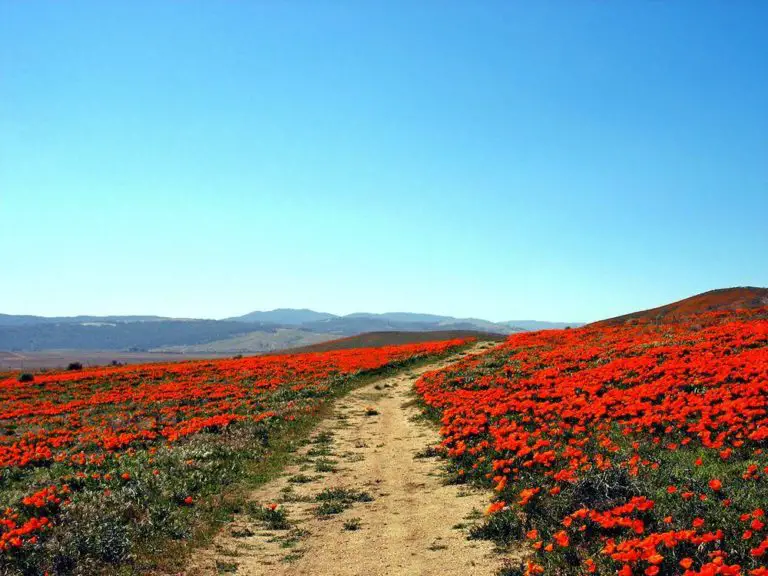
<box><xmin>416</xmin><ymin>309</ymin><xmax>768</xmax><ymax>576</ymax></box>
<box><xmin>0</xmin><ymin>338</ymin><xmax>467</xmax><ymax>574</ymax></box>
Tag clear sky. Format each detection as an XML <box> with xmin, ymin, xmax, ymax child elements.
<box><xmin>1</xmin><ymin>1</ymin><xmax>766</xmax><ymax>323</ymax></box>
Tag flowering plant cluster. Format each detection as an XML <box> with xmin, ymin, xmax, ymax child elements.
<box><xmin>0</xmin><ymin>338</ymin><xmax>465</xmax><ymax>572</ymax></box>
<box><xmin>416</xmin><ymin>310</ymin><xmax>768</xmax><ymax>575</ymax></box>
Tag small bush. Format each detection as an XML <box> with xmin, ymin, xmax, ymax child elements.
<box><xmin>67</xmin><ymin>362</ymin><xmax>83</xmax><ymax>371</ymax></box>
<box><xmin>314</xmin><ymin>488</ymin><xmax>373</xmax><ymax>517</ymax></box>
<box><xmin>343</xmin><ymin>517</ymin><xmax>362</xmax><ymax>531</ymax></box>
<box><xmin>314</xmin><ymin>458</ymin><xmax>337</xmax><ymax>473</ymax></box>
<box><xmin>246</xmin><ymin>503</ymin><xmax>290</xmax><ymax>530</ymax></box>
<box><xmin>315</xmin><ymin>488</ymin><xmax>373</xmax><ymax>503</ymax></box>
<box><xmin>17</xmin><ymin>373</ymin><xmax>34</xmax><ymax>383</ymax></box>
<box><xmin>316</xmin><ymin>500</ymin><xmax>348</xmax><ymax>516</ymax></box>
<box><xmin>287</xmin><ymin>474</ymin><xmax>314</xmax><ymax>484</ymax></box>
<box><xmin>469</xmin><ymin>509</ymin><xmax>524</xmax><ymax>545</ymax></box>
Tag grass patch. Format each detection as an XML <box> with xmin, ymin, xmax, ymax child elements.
<box><xmin>306</xmin><ymin>445</ymin><xmax>333</xmax><ymax>457</ymax></box>
<box><xmin>468</xmin><ymin>509</ymin><xmax>523</xmax><ymax>546</ymax></box>
<box><xmin>245</xmin><ymin>503</ymin><xmax>291</xmax><ymax>530</ymax></box>
<box><xmin>414</xmin><ymin>445</ymin><xmax>440</xmax><ymax>459</ymax></box>
<box><xmin>315</xmin><ymin>500</ymin><xmax>348</xmax><ymax>516</ymax></box>
<box><xmin>278</xmin><ymin>527</ymin><xmax>309</xmax><ymax>549</ymax></box>
<box><xmin>215</xmin><ymin>560</ymin><xmax>239</xmax><ymax>573</ymax></box>
<box><xmin>314</xmin><ymin>487</ymin><xmax>373</xmax><ymax>517</ymax></box>
<box><xmin>282</xmin><ymin>550</ymin><xmax>305</xmax><ymax>563</ymax></box>
<box><xmin>287</xmin><ymin>473</ymin><xmax>314</xmax><ymax>484</ymax></box>
<box><xmin>342</xmin><ymin>517</ymin><xmax>362</xmax><ymax>531</ymax></box>
<box><xmin>315</xmin><ymin>487</ymin><xmax>374</xmax><ymax>503</ymax></box>
<box><xmin>314</xmin><ymin>458</ymin><xmax>338</xmax><ymax>473</ymax></box>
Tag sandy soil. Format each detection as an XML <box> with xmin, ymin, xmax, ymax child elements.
<box><xmin>187</xmin><ymin>343</ymin><xmax>508</xmax><ymax>576</ymax></box>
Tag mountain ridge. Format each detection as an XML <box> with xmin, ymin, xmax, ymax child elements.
<box><xmin>0</xmin><ymin>308</ymin><xmax>582</xmax><ymax>354</ymax></box>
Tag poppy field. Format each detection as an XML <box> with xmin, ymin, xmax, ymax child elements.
<box><xmin>0</xmin><ymin>338</ymin><xmax>467</xmax><ymax>574</ymax></box>
<box><xmin>416</xmin><ymin>309</ymin><xmax>768</xmax><ymax>576</ymax></box>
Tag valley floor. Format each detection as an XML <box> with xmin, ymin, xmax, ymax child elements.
<box><xmin>188</xmin><ymin>343</ymin><xmax>507</xmax><ymax>576</ymax></box>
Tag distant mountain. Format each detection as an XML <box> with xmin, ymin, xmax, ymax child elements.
<box><xmin>592</xmin><ymin>287</ymin><xmax>768</xmax><ymax>326</ymax></box>
<box><xmin>228</xmin><ymin>309</ymin><xmax>522</xmax><ymax>335</ymax></box>
<box><xmin>0</xmin><ymin>307</ymin><xmax>581</xmax><ymax>354</ymax></box>
<box><xmin>0</xmin><ymin>314</ymin><xmax>170</xmax><ymax>326</ymax></box>
<box><xmin>0</xmin><ymin>320</ymin><xmax>270</xmax><ymax>351</ymax></box>
<box><xmin>229</xmin><ymin>308</ymin><xmax>337</xmax><ymax>325</ymax></box>
<box><xmin>301</xmin><ymin>316</ymin><xmax>521</xmax><ymax>336</ymax></box>
<box><xmin>300</xmin><ymin>316</ymin><xmax>422</xmax><ymax>335</ymax></box>
<box><xmin>340</xmin><ymin>312</ymin><xmax>581</xmax><ymax>334</ymax></box>
<box><xmin>346</xmin><ymin>312</ymin><xmax>455</xmax><ymax>323</ymax></box>
<box><xmin>335</xmin><ymin>312</ymin><xmax>527</xmax><ymax>334</ymax></box>
<box><xmin>501</xmin><ymin>320</ymin><xmax>584</xmax><ymax>331</ymax></box>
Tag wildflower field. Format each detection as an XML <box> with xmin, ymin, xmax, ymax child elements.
<box><xmin>0</xmin><ymin>338</ymin><xmax>467</xmax><ymax>574</ymax></box>
<box><xmin>416</xmin><ymin>310</ymin><xmax>768</xmax><ymax>576</ymax></box>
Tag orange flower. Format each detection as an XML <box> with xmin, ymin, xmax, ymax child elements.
<box><xmin>647</xmin><ymin>554</ymin><xmax>664</xmax><ymax>565</ymax></box>
<box><xmin>553</xmin><ymin>530</ymin><xmax>569</xmax><ymax>547</ymax></box>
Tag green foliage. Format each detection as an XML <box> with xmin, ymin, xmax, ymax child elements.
<box><xmin>342</xmin><ymin>517</ymin><xmax>362</xmax><ymax>531</ymax></box>
<box><xmin>246</xmin><ymin>503</ymin><xmax>291</xmax><ymax>530</ymax></box>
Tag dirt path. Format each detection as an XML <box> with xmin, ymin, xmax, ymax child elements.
<box><xmin>188</xmin><ymin>342</ymin><xmax>506</xmax><ymax>576</ymax></box>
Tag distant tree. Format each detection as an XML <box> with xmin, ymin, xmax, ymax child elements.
<box><xmin>67</xmin><ymin>362</ymin><xmax>83</xmax><ymax>371</ymax></box>
<box><xmin>18</xmin><ymin>373</ymin><xmax>34</xmax><ymax>383</ymax></box>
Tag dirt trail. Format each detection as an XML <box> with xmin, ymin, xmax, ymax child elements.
<box><xmin>188</xmin><ymin>343</ymin><xmax>505</xmax><ymax>576</ymax></box>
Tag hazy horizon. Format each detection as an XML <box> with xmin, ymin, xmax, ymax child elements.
<box><xmin>0</xmin><ymin>305</ymin><xmax>587</xmax><ymax>325</ymax></box>
<box><xmin>2</xmin><ymin>2</ymin><xmax>766</xmax><ymax>323</ymax></box>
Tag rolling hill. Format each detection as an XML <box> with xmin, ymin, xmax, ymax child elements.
<box><xmin>593</xmin><ymin>286</ymin><xmax>768</xmax><ymax>326</ymax></box>
<box><xmin>154</xmin><ymin>328</ymin><xmax>336</xmax><ymax>354</ymax></box>
<box><xmin>276</xmin><ymin>330</ymin><xmax>507</xmax><ymax>353</ymax></box>
<box><xmin>0</xmin><ymin>320</ymin><xmax>271</xmax><ymax>352</ymax></box>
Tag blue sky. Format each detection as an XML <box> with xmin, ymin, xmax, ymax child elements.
<box><xmin>1</xmin><ymin>1</ymin><xmax>766</xmax><ymax>323</ymax></box>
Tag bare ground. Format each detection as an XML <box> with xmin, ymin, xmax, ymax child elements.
<box><xmin>187</xmin><ymin>342</ymin><xmax>509</xmax><ymax>576</ymax></box>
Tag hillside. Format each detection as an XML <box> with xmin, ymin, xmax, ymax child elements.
<box><xmin>498</xmin><ymin>320</ymin><xmax>583</xmax><ymax>331</ymax></box>
<box><xmin>0</xmin><ymin>320</ymin><xmax>269</xmax><ymax>351</ymax></box>
<box><xmin>279</xmin><ymin>330</ymin><xmax>506</xmax><ymax>353</ymax></box>
<box><xmin>154</xmin><ymin>328</ymin><xmax>336</xmax><ymax>354</ymax></box>
<box><xmin>594</xmin><ymin>286</ymin><xmax>768</xmax><ymax>326</ymax></box>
